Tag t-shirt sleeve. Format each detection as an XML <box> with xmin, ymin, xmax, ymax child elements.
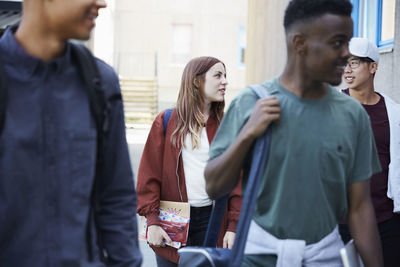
<box><xmin>209</xmin><ymin>87</ymin><xmax>258</xmax><ymax>159</ymax></box>
<box><xmin>349</xmin><ymin>108</ymin><xmax>382</xmax><ymax>184</ymax></box>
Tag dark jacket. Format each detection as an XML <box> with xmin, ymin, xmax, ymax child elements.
<box><xmin>137</xmin><ymin>109</ymin><xmax>241</xmax><ymax>263</ymax></box>
<box><xmin>0</xmin><ymin>27</ymin><xmax>141</xmax><ymax>267</ymax></box>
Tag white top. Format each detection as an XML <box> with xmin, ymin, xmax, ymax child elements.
<box><xmin>380</xmin><ymin>93</ymin><xmax>400</xmax><ymax>213</ymax></box>
<box><xmin>182</xmin><ymin>127</ymin><xmax>213</xmax><ymax>207</ymax></box>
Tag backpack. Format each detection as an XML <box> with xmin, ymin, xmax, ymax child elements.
<box><xmin>0</xmin><ymin>43</ymin><xmax>110</xmax><ymax>262</ymax></box>
<box><xmin>163</xmin><ymin>108</ymin><xmax>173</xmax><ymax>136</ymax></box>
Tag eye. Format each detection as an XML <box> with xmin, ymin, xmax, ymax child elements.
<box><xmin>332</xmin><ymin>40</ymin><xmax>344</xmax><ymax>48</ymax></box>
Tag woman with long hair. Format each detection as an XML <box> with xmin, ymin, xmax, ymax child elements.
<box><xmin>137</xmin><ymin>56</ymin><xmax>241</xmax><ymax>266</ymax></box>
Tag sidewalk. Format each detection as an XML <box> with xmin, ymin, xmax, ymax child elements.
<box><xmin>126</xmin><ymin>124</ymin><xmax>156</xmax><ymax>267</ymax></box>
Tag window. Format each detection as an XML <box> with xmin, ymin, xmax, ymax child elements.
<box><xmin>238</xmin><ymin>26</ymin><xmax>246</xmax><ymax>68</ymax></box>
<box><xmin>351</xmin><ymin>0</ymin><xmax>360</xmax><ymax>37</ymax></box>
<box><xmin>377</xmin><ymin>0</ymin><xmax>395</xmax><ymax>47</ymax></box>
<box><xmin>351</xmin><ymin>0</ymin><xmax>395</xmax><ymax>48</ymax></box>
<box><xmin>171</xmin><ymin>24</ymin><xmax>192</xmax><ymax>65</ymax></box>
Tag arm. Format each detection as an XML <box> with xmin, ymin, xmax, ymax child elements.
<box><xmin>135</xmin><ymin>112</ymin><xmax>172</xmax><ymax>247</ymax></box>
<box><xmin>347</xmin><ymin>180</ymin><xmax>383</xmax><ymax>267</ymax></box>
<box><xmin>222</xmin><ymin>175</ymin><xmax>242</xmax><ymax>249</ymax></box>
<box><xmin>205</xmin><ymin>97</ymin><xmax>280</xmax><ymax>199</ymax></box>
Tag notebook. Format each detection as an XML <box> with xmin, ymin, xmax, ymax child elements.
<box><xmin>139</xmin><ymin>200</ymin><xmax>190</xmax><ymax>249</ymax></box>
<box><xmin>340</xmin><ymin>239</ymin><xmax>364</xmax><ymax>267</ymax></box>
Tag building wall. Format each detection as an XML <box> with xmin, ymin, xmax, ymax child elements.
<box><xmin>111</xmin><ymin>0</ymin><xmax>247</xmax><ymax>111</ymax></box>
<box><xmin>246</xmin><ymin>0</ymin><xmax>289</xmax><ymax>85</ymax></box>
<box><xmin>93</xmin><ymin>0</ymin><xmax>115</xmax><ymax>66</ymax></box>
<box><xmin>246</xmin><ymin>0</ymin><xmax>400</xmax><ymax>103</ymax></box>
<box><xmin>378</xmin><ymin>0</ymin><xmax>400</xmax><ymax>101</ymax></box>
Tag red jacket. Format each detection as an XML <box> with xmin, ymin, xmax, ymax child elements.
<box><xmin>137</xmin><ymin>109</ymin><xmax>242</xmax><ymax>263</ymax></box>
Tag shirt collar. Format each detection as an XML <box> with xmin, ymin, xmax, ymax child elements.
<box><xmin>0</xmin><ymin>25</ymin><xmax>72</xmax><ymax>76</ymax></box>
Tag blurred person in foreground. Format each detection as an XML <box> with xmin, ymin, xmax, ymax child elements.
<box><xmin>0</xmin><ymin>0</ymin><xmax>141</xmax><ymax>266</ymax></box>
<box><xmin>205</xmin><ymin>0</ymin><xmax>383</xmax><ymax>266</ymax></box>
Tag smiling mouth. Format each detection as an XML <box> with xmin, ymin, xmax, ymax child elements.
<box><xmin>344</xmin><ymin>76</ymin><xmax>354</xmax><ymax>83</ymax></box>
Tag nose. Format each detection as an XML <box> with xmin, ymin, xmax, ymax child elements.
<box><xmin>221</xmin><ymin>76</ymin><xmax>228</xmax><ymax>85</ymax></box>
<box><xmin>344</xmin><ymin>62</ymin><xmax>352</xmax><ymax>73</ymax></box>
<box><xmin>96</xmin><ymin>0</ymin><xmax>107</xmax><ymax>8</ymax></box>
<box><xmin>342</xmin><ymin>42</ymin><xmax>351</xmax><ymax>60</ymax></box>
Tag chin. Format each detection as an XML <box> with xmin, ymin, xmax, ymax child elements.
<box><xmin>71</xmin><ymin>31</ymin><xmax>92</xmax><ymax>41</ymax></box>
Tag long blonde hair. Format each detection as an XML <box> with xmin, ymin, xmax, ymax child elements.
<box><xmin>171</xmin><ymin>57</ymin><xmax>225</xmax><ymax>149</ymax></box>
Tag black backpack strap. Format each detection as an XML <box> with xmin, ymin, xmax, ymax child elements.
<box><xmin>163</xmin><ymin>108</ymin><xmax>173</xmax><ymax>136</ymax></box>
<box><xmin>70</xmin><ymin>43</ymin><xmax>109</xmax><ymax>262</ymax></box>
<box><xmin>0</xmin><ymin>57</ymin><xmax>7</xmax><ymax>136</ymax></box>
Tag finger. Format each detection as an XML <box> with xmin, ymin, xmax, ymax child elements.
<box><xmin>228</xmin><ymin>237</ymin><xmax>234</xmax><ymax>249</ymax></box>
<box><xmin>161</xmin><ymin>231</ymin><xmax>172</xmax><ymax>245</ymax></box>
<box><xmin>261</xmin><ymin>106</ymin><xmax>281</xmax><ymax>113</ymax></box>
<box><xmin>223</xmin><ymin>238</ymin><xmax>228</xmax><ymax>249</ymax></box>
<box><xmin>258</xmin><ymin>97</ymin><xmax>280</xmax><ymax>105</ymax></box>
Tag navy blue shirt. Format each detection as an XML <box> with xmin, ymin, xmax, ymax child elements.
<box><xmin>0</xmin><ymin>28</ymin><xmax>142</xmax><ymax>267</ymax></box>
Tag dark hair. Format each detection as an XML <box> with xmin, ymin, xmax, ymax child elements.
<box><xmin>284</xmin><ymin>0</ymin><xmax>353</xmax><ymax>31</ymax></box>
<box><xmin>360</xmin><ymin>57</ymin><xmax>374</xmax><ymax>63</ymax></box>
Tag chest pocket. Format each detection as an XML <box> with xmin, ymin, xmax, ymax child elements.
<box><xmin>319</xmin><ymin>141</ymin><xmax>351</xmax><ymax>219</ymax></box>
<box><xmin>319</xmin><ymin>141</ymin><xmax>351</xmax><ymax>183</ymax></box>
<box><xmin>69</xmin><ymin>131</ymin><xmax>97</xmax><ymax>201</ymax></box>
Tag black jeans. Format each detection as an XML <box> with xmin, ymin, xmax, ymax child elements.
<box><xmin>339</xmin><ymin>214</ymin><xmax>400</xmax><ymax>267</ymax></box>
<box><xmin>156</xmin><ymin>205</ymin><xmax>213</xmax><ymax>267</ymax></box>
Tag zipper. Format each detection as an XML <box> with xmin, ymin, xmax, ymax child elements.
<box><xmin>176</xmin><ymin>148</ymin><xmax>184</xmax><ymax>202</ymax></box>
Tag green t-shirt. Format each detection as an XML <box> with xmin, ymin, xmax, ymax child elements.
<box><xmin>209</xmin><ymin>78</ymin><xmax>381</xmax><ymax>265</ymax></box>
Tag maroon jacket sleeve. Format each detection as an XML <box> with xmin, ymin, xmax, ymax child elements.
<box><xmin>136</xmin><ymin>112</ymin><xmax>165</xmax><ymax>226</ymax></box>
<box><xmin>226</xmin><ymin>175</ymin><xmax>242</xmax><ymax>232</ymax></box>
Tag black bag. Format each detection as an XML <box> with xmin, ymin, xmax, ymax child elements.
<box><xmin>0</xmin><ymin>42</ymin><xmax>112</xmax><ymax>261</ymax></box>
<box><xmin>178</xmin><ymin>84</ymin><xmax>271</xmax><ymax>267</ymax></box>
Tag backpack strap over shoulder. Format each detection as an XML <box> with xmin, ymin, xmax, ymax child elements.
<box><xmin>70</xmin><ymin>44</ymin><xmax>109</xmax><ymax>133</ymax></box>
<box><xmin>163</xmin><ymin>108</ymin><xmax>173</xmax><ymax>136</ymax></box>
<box><xmin>249</xmin><ymin>84</ymin><xmax>270</xmax><ymax>99</ymax></box>
<box><xmin>70</xmin><ymin>43</ymin><xmax>109</xmax><ymax>261</ymax></box>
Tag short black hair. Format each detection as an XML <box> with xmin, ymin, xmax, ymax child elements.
<box><xmin>284</xmin><ymin>0</ymin><xmax>353</xmax><ymax>31</ymax></box>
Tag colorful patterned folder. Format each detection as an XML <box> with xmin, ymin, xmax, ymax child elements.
<box><xmin>139</xmin><ymin>201</ymin><xmax>190</xmax><ymax>249</ymax></box>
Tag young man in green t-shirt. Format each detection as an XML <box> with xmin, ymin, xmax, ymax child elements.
<box><xmin>205</xmin><ymin>0</ymin><xmax>383</xmax><ymax>266</ymax></box>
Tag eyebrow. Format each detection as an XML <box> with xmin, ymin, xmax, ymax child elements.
<box><xmin>329</xmin><ymin>33</ymin><xmax>350</xmax><ymax>41</ymax></box>
<box><xmin>214</xmin><ymin>71</ymin><xmax>225</xmax><ymax>75</ymax></box>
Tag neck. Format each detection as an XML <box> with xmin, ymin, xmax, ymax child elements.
<box><xmin>203</xmin><ymin>101</ymin><xmax>211</xmax><ymax>123</ymax></box>
<box><xmin>348</xmin><ymin>83</ymin><xmax>379</xmax><ymax>105</ymax></box>
<box><xmin>280</xmin><ymin>62</ymin><xmax>329</xmax><ymax>99</ymax></box>
<box><xmin>15</xmin><ymin>13</ymin><xmax>66</xmax><ymax>61</ymax></box>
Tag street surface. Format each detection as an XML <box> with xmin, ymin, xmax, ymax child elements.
<box><xmin>126</xmin><ymin>125</ymin><xmax>157</xmax><ymax>267</ymax></box>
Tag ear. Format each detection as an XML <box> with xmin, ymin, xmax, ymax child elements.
<box><xmin>369</xmin><ymin>62</ymin><xmax>378</xmax><ymax>75</ymax></box>
<box><xmin>193</xmin><ymin>78</ymin><xmax>201</xmax><ymax>88</ymax></box>
<box><xmin>292</xmin><ymin>33</ymin><xmax>307</xmax><ymax>55</ymax></box>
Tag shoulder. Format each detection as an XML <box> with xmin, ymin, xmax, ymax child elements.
<box><xmin>94</xmin><ymin>58</ymin><xmax>120</xmax><ymax>94</ymax></box>
<box><xmin>379</xmin><ymin>92</ymin><xmax>400</xmax><ymax>108</ymax></box>
<box><xmin>330</xmin><ymin>87</ymin><xmax>364</xmax><ymax>109</ymax></box>
<box><xmin>330</xmin><ymin>87</ymin><xmax>370</xmax><ymax>122</ymax></box>
<box><xmin>152</xmin><ymin>108</ymin><xmax>176</xmax><ymax>130</ymax></box>
<box><xmin>229</xmin><ymin>80</ymin><xmax>276</xmax><ymax>109</ymax></box>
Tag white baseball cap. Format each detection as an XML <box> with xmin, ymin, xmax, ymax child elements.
<box><xmin>349</xmin><ymin>37</ymin><xmax>379</xmax><ymax>63</ymax></box>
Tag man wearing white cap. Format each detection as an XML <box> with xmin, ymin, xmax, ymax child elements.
<box><xmin>341</xmin><ymin>37</ymin><xmax>400</xmax><ymax>267</ymax></box>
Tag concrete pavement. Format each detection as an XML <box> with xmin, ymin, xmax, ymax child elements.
<box><xmin>126</xmin><ymin>125</ymin><xmax>157</xmax><ymax>267</ymax></box>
